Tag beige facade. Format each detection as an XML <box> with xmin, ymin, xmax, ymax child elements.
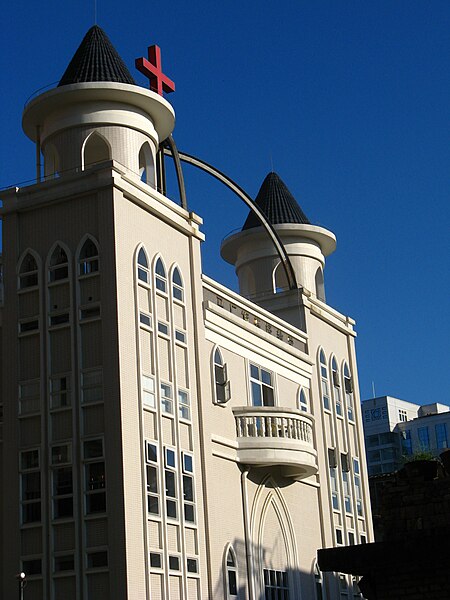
<box><xmin>0</xmin><ymin>33</ymin><xmax>373</xmax><ymax>600</ymax></box>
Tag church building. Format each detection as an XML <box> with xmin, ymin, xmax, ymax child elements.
<box><xmin>0</xmin><ymin>26</ymin><xmax>373</xmax><ymax>600</ymax></box>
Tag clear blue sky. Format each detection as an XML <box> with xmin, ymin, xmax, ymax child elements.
<box><xmin>1</xmin><ymin>1</ymin><xmax>449</xmax><ymax>405</ymax></box>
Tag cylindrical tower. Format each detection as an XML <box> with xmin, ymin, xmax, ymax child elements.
<box><xmin>221</xmin><ymin>172</ymin><xmax>336</xmax><ymax>302</ymax></box>
<box><xmin>22</xmin><ymin>26</ymin><xmax>175</xmax><ymax>187</ymax></box>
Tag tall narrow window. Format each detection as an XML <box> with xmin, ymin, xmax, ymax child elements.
<box><xmin>315</xmin><ymin>267</ymin><xmax>325</xmax><ymax>301</ymax></box>
<box><xmin>401</xmin><ymin>430</ymin><xmax>412</xmax><ymax>456</ymax></box>
<box><xmin>20</xmin><ymin>449</ymin><xmax>41</xmax><ymax>524</ymax></box>
<box><xmin>319</xmin><ymin>350</ymin><xmax>330</xmax><ymax>411</ymax></box>
<box><xmin>178</xmin><ymin>389</ymin><xmax>190</xmax><ymax>420</ymax></box>
<box><xmin>138</xmin><ymin>142</ymin><xmax>156</xmax><ymax>187</ymax></box>
<box><xmin>49</xmin><ymin>246</ymin><xmax>68</xmax><ymax>282</ymax></box>
<box><xmin>436</xmin><ymin>423</ymin><xmax>448</xmax><ymax>449</ymax></box>
<box><xmin>146</xmin><ymin>442</ymin><xmax>159</xmax><ymax>515</ymax></box>
<box><xmin>341</xmin><ymin>453</ymin><xmax>352</xmax><ymax>514</ymax></box>
<box><xmin>161</xmin><ymin>382</ymin><xmax>173</xmax><ymax>414</ymax></box>
<box><xmin>273</xmin><ymin>261</ymin><xmax>289</xmax><ymax>294</ymax></box>
<box><xmin>79</xmin><ymin>238</ymin><xmax>99</xmax><ymax>275</ymax></box>
<box><xmin>172</xmin><ymin>267</ymin><xmax>184</xmax><ymax>302</ymax></box>
<box><xmin>225</xmin><ymin>546</ymin><xmax>238</xmax><ymax>599</ymax></box>
<box><xmin>182</xmin><ymin>452</ymin><xmax>196</xmax><ymax>523</ymax></box>
<box><xmin>51</xmin><ymin>444</ymin><xmax>73</xmax><ymax>519</ymax></box>
<box><xmin>298</xmin><ymin>387</ymin><xmax>309</xmax><ymax>412</ymax></box>
<box><xmin>314</xmin><ymin>563</ymin><xmax>323</xmax><ymax>600</ymax></box>
<box><xmin>213</xmin><ymin>348</ymin><xmax>230</xmax><ymax>404</ymax></box>
<box><xmin>328</xmin><ymin>448</ymin><xmax>339</xmax><ymax>510</ymax></box>
<box><xmin>137</xmin><ymin>248</ymin><xmax>150</xmax><ymax>284</ymax></box>
<box><xmin>165</xmin><ymin>448</ymin><xmax>177</xmax><ymax>520</ymax></box>
<box><xmin>353</xmin><ymin>458</ymin><xmax>363</xmax><ymax>517</ymax></box>
<box><xmin>418</xmin><ymin>426</ymin><xmax>430</xmax><ymax>450</ymax></box>
<box><xmin>331</xmin><ymin>357</ymin><xmax>342</xmax><ymax>416</ymax></box>
<box><xmin>343</xmin><ymin>363</ymin><xmax>354</xmax><ymax>421</ymax></box>
<box><xmin>155</xmin><ymin>258</ymin><xmax>167</xmax><ymax>293</ymax></box>
<box><xmin>249</xmin><ymin>364</ymin><xmax>274</xmax><ymax>407</ymax></box>
<box><xmin>84</xmin><ymin>439</ymin><xmax>106</xmax><ymax>514</ymax></box>
<box><xmin>19</xmin><ymin>253</ymin><xmax>38</xmax><ymax>289</ymax></box>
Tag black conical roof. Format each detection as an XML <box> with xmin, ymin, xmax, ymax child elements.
<box><xmin>58</xmin><ymin>25</ymin><xmax>136</xmax><ymax>87</ymax></box>
<box><xmin>242</xmin><ymin>172</ymin><xmax>310</xmax><ymax>230</ymax></box>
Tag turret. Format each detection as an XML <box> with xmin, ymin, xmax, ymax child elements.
<box><xmin>221</xmin><ymin>172</ymin><xmax>336</xmax><ymax>306</ymax></box>
<box><xmin>22</xmin><ymin>26</ymin><xmax>175</xmax><ymax>186</ymax></box>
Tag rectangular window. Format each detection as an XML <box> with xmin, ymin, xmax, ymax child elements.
<box><xmin>178</xmin><ymin>389</ymin><xmax>190</xmax><ymax>420</ymax></box>
<box><xmin>81</xmin><ymin>368</ymin><xmax>103</xmax><ymax>404</ymax></box>
<box><xmin>169</xmin><ymin>555</ymin><xmax>180</xmax><ymax>571</ymax></box>
<box><xmin>142</xmin><ymin>375</ymin><xmax>156</xmax><ymax>409</ymax></box>
<box><xmin>436</xmin><ymin>423</ymin><xmax>448</xmax><ymax>449</ymax></box>
<box><xmin>50</xmin><ymin>375</ymin><xmax>71</xmax><ymax>409</ymax></box>
<box><xmin>19</xmin><ymin>318</ymin><xmax>39</xmax><ymax>334</ymax></box>
<box><xmin>187</xmin><ymin>558</ymin><xmax>198</xmax><ymax>574</ymax></box>
<box><xmin>22</xmin><ymin>558</ymin><xmax>42</xmax><ymax>576</ymax></box>
<box><xmin>161</xmin><ymin>382</ymin><xmax>173</xmax><ymax>414</ymax></box>
<box><xmin>80</xmin><ymin>306</ymin><xmax>101</xmax><ymax>320</ymax></box>
<box><xmin>20</xmin><ymin>449</ymin><xmax>41</xmax><ymax>524</ymax></box>
<box><xmin>175</xmin><ymin>329</ymin><xmax>186</xmax><ymax>344</ymax></box>
<box><xmin>321</xmin><ymin>365</ymin><xmax>330</xmax><ymax>411</ymax></box>
<box><xmin>140</xmin><ymin>312</ymin><xmax>152</xmax><ymax>328</ymax></box>
<box><xmin>87</xmin><ymin>551</ymin><xmax>108</xmax><ymax>569</ymax></box>
<box><xmin>263</xmin><ymin>569</ymin><xmax>289</xmax><ymax>599</ymax></box>
<box><xmin>50</xmin><ymin>312</ymin><xmax>70</xmax><ymax>327</ymax></box>
<box><xmin>146</xmin><ymin>442</ymin><xmax>159</xmax><ymax>516</ymax></box>
<box><xmin>183</xmin><ymin>467</ymin><xmax>196</xmax><ymax>524</ymax></box>
<box><xmin>150</xmin><ymin>552</ymin><xmax>162</xmax><ymax>569</ymax></box>
<box><xmin>249</xmin><ymin>364</ymin><xmax>274</xmax><ymax>407</ymax></box>
<box><xmin>54</xmin><ymin>554</ymin><xmax>74</xmax><ymax>572</ymax></box>
<box><xmin>19</xmin><ymin>380</ymin><xmax>40</xmax><ymax>415</ymax></box>
<box><xmin>157</xmin><ymin>321</ymin><xmax>169</xmax><ymax>336</ymax></box>
<box><xmin>418</xmin><ymin>426</ymin><xmax>430</xmax><ymax>450</ymax></box>
<box><xmin>399</xmin><ymin>409</ymin><xmax>408</xmax><ymax>422</ymax></box>
<box><xmin>84</xmin><ymin>439</ymin><xmax>106</xmax><ymax>515</ymax></box>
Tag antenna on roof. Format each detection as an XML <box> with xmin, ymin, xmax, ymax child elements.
<box><xmin>270</xmin><ymin>152</ymin><xmax>274</xmax><ymax>174</ymax></box>
<box><xmin>372</xmin><ymin>381</ymin><xmax>376</xmax><ymax>398</ymax></box>
<box><xmin>94</xmin><ymin>0</ymin><xmax>97</xmax><ymax>24</ymax></box>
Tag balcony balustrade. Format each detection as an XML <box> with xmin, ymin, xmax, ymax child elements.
<box><xmin>232</xmin><ymin>406</ymin><xmax>318</xmax><ymax>480</ymax></box>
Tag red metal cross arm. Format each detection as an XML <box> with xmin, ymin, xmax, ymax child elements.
<box><xmin>135</xmin><ymin>45</ymin><xmax>175</xmax><ymax>96</ymax></box>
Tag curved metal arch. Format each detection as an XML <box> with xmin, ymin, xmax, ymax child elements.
<box><xmin>162</xmin><ymin>135</ymin><xmax>297</xmax><ymax>290</ymax></box>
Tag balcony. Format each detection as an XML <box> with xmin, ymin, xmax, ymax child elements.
<box><xmin>232</xmin><ymin>406</ymin><xmax>318</xmax><ymax>481</ymax></box>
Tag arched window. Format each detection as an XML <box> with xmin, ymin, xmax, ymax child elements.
<box><xmin>79</xmin><ymin>238</ymin><xmax>99</xmax><ymax>275</ymax></box>
<box><xmin>315</xmin><ymin>267</ymin><xmax>325</xmax><ymax>302</ymax></box>
<box><xmin>314</xmin><ymin>562</ymin><xmax>324</xmax><ymax>600</ymax></box>
<box><xmin>155</xmin><ymin>258</ymin><xmax>167</xmax><ymax>293</ymax></box>
<box><xmin>19</xmin><ymin>253</ymin><xmax>38</xmax><ymax>289</ymax></box>
<box><xmin>343</xmin><ymin>363</ymin><xmax>354</xmax><ymax>421</ymax></box>
<box><xmin>319</xmin><ymin>350</ymin><xmax>330</xmax><ymax>411</ymax></box>
<box><xmin>83</xmin><ymin>132</ymin><xmax>111</xmax><ymax>169</ymax></box>
<box><xmin>224</xmin><ymin>545</ymin><xmax>238</xmax><ymax>599</ymax></box>
<box><xmin>138</xmin><ymin>142</ymin><xmax>156</xmax><ymax>188</ymax></box>
<box><xmin>331</xmin><ymin>357</ymin><xmax>342</xmax><ymax>416</ymax></box>
<box><xmin>49</xmin><ymin>246</ymin><xmax>68</xmax><ymax>282</ymax></box>
<box><xmin>273</xmin><ymin>261</ymin><xmax>289</xmax><ymax>294</ymax></box>
<box><xmin>172</xmin><ymin>267</ymin><xmax>184</xmax><ymax>302</ymax></box>
<box><xmin>137</xmin><ymin>248</ymin><xmax>150</xmax><ymax>284</ymax></box>
<box><xmin>298</xmin><ymin>387</ymin><xmax>309</xmax><ymax>412</ymax></box>
<box><xmin>213</xmin><ymin>348</ymin><xmax>230</xmax><ymax>404</ymax></box>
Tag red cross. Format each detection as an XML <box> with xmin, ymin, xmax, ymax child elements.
<box><xmin>135</xmin><ymin>45</ymin><xmax>175</xmax><ymax>96</ymax></box>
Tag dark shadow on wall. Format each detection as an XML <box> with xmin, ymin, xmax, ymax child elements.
<box><xmin>212</xmin><ymin>536</ymin><xmax>364</xmax><ymax>599</ymax></box>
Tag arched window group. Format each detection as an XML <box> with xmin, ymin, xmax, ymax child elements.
<box><xmin>136</xmin><ymin>247</ymin><xmax>185</xmax><ymax>305</ymax></box>
<box><xmin>19</xmin><ymin>253</ymin><xmax>39</xmax><ymax>289</ymax></box>
<box><xmin>79</xmin><ymin>238</ymin><xmax>99</xmax><ymax>275</ymax></box>
<box><xmin>49</xmin><ymin>246</ymin><xmax>69</xmax><ymax>282</ymax></box>
<box><xmin>318</xmin><ymin>349</ymin><xmax>354</xmax><ymax>420</ymax></box>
